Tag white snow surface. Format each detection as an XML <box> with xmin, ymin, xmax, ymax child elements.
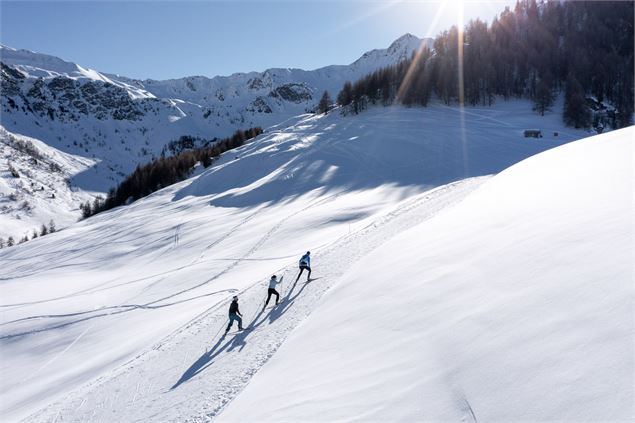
<box><xmin>0</xmin><ymin>127</ymin><xmax>95</xmax><ymax>240</ymax></box>
<box><xmin>219</xmin><ymin>127</ymin><xmax>634</xmax><ymax>423</ymax></box>
<box><xmin>0</xmin><ymin>44</ymin><xmax>155</xmax><ymax>99</ymax></box>
<box><xmin>0</xmin><ymin>107</ymin><xmax>622</xmax><ymax>422</ymax></box>
<box><xmin>0</xmin><ymin>34</ymin><xmax>431</xmax><ymax>237</ymax></box>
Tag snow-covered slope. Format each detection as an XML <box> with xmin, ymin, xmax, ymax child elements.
<box><xmin>0</xmin><ymin>34</ymin><xmax>430</xmax><ymax>237</ymax></box>
<box><xmin>0</xmin><ymin>103</ymin><xmax>592</xmax><ymax>422</ymax></box>
<box><xmin>0</xmin><ymin>127</ymin><xmax>95</xmax><ymax>240</ymax></box>
<box><xmin>0</xmin><ymin>45</ymin><xmax>154</xmax><ymax>99</ymax></box>
<box><xmin>0</xmin><ymin>33</ymin><xmax>430</xmax><ymax>181</ymax></box>
<box><xmin>218</xmin><ymin>127</ymin><xmax>634</xmax><ymax>422</ymax></box>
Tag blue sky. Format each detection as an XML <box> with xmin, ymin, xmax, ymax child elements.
<box><xmin>1</xmin><ymin>1</ymin><xmax>516</xmax><ymax>80</ymax></box>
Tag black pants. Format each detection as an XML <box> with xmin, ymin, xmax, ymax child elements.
<box><xmin>265</xmin><ymin>288</ymin><xmax>279</xmax><ymax>306</ymax></box>
<box><xmin>297</xmin><ymin>265</ymin><xmax>311</xmax><ymax>281</ymax></box>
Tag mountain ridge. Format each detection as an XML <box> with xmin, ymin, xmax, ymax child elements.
<box><xmin>0</xmin><ymin>34</ymin><xmax>431</xmax><ymax>239</ymax></box>
<box><xmin>1</xmin><ymin>33</ymin><xmax>430</xmax><ymax>92</ymax></box>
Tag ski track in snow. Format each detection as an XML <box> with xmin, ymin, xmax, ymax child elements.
<box><xmin>1</xmin><ymin>191</ymin><xmax>339</xmax><ymax>336</ymax></box>
<box><xmin>24</xmin><ymin>177</ymin><xmax>486</xmax><ymax>423</ymax></box>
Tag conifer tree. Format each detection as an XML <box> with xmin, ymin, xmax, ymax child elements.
<box><xmin>564</xmin><ymin>73</ymin><xmax>591</xmax><ymax>128</ymax></box>
<box><xmin>533</xmin><ymin>78</ymin><xmax>554</xmax><ymax>116</ymax></box>
<box><xmin>318</xmin><ymin>91</ymin><xmax>332</xmax><ymax>114</ymax></box>
<box><xmin>337</xmin><ymin>82</ymin><xmax>353</xmax><ymax>108</ymax></box>
<box><xmin>81</xmin><ymin>201</ymin><xmax>92</xmax><ymax>219</ymax></box>
<box><xmin>333</xmin><ymin>1</ymin><xmax>632</xmax><ymax>129</ymax></box>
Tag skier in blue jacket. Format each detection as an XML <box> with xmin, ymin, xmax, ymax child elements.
<box><xmin>295</xmin><ymin>251</ymin><xmax>311</xmax><ymax>282</ymax></box>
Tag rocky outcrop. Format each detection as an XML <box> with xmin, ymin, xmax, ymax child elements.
<box><xmin>269</xmin><ymin>83</ymin><xmax>312</xmax><ymax>103</ymax></box>
<box><xmin>247</xmin><ymin>96</ymin><xmax>272</xmax><ymax>113</ymax></box>
<box><xmin>1</xmin><ymin>62</ymin><xmax>146</xmax><ymax>121</ymax></box>
<box><xmin>1</xmin><ymin>63</ymin><xmax>25</xmax><ymax>97</ymax></box>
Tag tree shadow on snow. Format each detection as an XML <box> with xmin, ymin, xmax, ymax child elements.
<box><xmin>168</xmin><ymin>112</ymin><xmax>563</xmax><ymax>210</ymax></box>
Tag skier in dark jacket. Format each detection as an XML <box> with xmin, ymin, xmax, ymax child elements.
<box><xmin>295</xmin><ymin>251</ymin><xmax>312</xmax><ymax>282</ymax></box>
<box><xmin>225</xmin><ymin>296</ymin><xmax>244</xmax><ymax>333</ymax></box>
<box><xmin>264</xmin><ymin>275</ymin><xmax>283</xmax><ymax>307</ymax></box>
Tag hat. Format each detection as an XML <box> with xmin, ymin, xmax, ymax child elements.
<box><xmin>232</xmin><ymin>295</ymin><xmax>238</xmax><ymax>300</ymax></box>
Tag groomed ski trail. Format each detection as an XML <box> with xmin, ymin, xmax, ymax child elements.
<box><xmin>24</xmin><ymin>177</ymin><xmax>487</xmax><ymax>423</ymax></box>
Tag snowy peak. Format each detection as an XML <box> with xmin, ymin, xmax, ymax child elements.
<box><xmin>0</xmin><ymin>45</ymin><xmax>155</xmax><ymax>99</ymax></box>
<box><xmin>1</xmin><ymin>33</ymin><xmax>429</xmax><ymax>86</ymax></box>
<box><xmin>387</xmin><ymin>33</ymin><xmax>427</xmax><ymax>52</ymax></box>
<box><xmin>1</xmin><ymin>44</ymin><xmax>94</xmax><ymax>80</ymax></box>
<box><xmin>351</xmin><ymin>33</ymin><xmax>432</xmax><ymax>70</ymax></box>
<box><xmin>1</xmin><ymin>33</ymin><xmax>430</xmax><ymax>116</ymax></box>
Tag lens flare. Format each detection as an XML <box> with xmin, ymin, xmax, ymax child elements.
<box><xmin>457</xmin><ymin>0</ymin><xmax>469</xmax><ymax>177</ymax></box>
<box><xmin>395</xmin><ymin>1</ymin><xmax>447</xmax><ymax>103</ymax></box>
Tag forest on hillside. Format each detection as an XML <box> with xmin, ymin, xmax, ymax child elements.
<box><xmin>81</xmin><ymin>127</ymin><xmax>263</xmax><ymax>219</ymax></box>
<box><xmin>337</xmin><ymin>0</ymin><xmax>634</xmax><ymax>129</ymax></box>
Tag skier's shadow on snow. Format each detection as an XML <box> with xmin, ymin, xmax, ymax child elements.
<box><xmin>172</xmin><ymin>277</ymin><xmax>321</xmax><ymax>389</ymax></box>
<box><xmin>171</xmin><ymin>306</ymin><xmax>268</xmax><ymax>390</ymax></box>
<box><xmin>265</xmin><ymin>277</ymin><xmax>320</xmax><ymax>325</ymax></box>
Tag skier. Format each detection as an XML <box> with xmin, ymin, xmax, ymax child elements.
<box><xmin>264</xmin><ymin>274</ymin><xmax>283</xmax><ymax>307</ymax></box>
<box><xmin>295</xmin><ymin>251</ymin><xmax>312</xmax><ymax>282</ymax></box>
<box><xmin>225</xmin><ymin>295</ymin><xmax>244</xmax><ymax>334</ymax></box>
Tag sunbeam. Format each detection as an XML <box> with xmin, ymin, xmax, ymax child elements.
<box><xmin>324</xmin><ymin>0</ymin><xmax>403</xmax><ymax>38</ymax></box>
<box><xmin>394</xmin><ymin>0</ymin><xmax>448</xmax><ymax>103</ymax></box>
<box><xmin>457</xmin><ymin>0</ymin><xmax>469</xmax><ymax>177</ymax></box>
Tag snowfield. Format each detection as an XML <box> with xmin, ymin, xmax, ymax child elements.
<box><xmin>0</xmin><ymin>34</ymin><xmax>428</xmax><ymax>238</ymax></box>
<box><xmin>0</xmin><ymin>105</ymin><xmax>628</xmax><ymax>422</ymax></box>
<box><xmin>219</xmin><ymin>127</ymin><xmax>634</xmax><ymax>423</ymax></box>
<box><xmin>0</xmin><ymin>127</ymin><xmax>95</xmax><ymax>239</ymax></box>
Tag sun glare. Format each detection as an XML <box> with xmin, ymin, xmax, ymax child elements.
<box><xmin>457</xmin><ymin>0</ymin><xmax>465</xmax><ymax>106</ymax></box>
<box><xmin>456</xmin><ymin>0</ymin><xmax>469</xmax><ymax>177</ymax></box>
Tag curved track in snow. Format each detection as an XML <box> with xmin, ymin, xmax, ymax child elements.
<box><xmin>24</xmin><ymin>177</ymin><xmax>487</xmax><ymax>423</ymax></box>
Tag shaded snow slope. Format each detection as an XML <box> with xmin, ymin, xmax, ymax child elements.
<box><xmin>26</xmin><ymin>178</ymin><xmax>488</xmax><ymax>423</ymax></box>
<box><xmin>0</xmin><ymin>34</ymin><xmax>430</xmax><ymax>190</ymax></box>
<box><xmin>0</xmin><ymin>95</ymin><xmax>585</xmax><ymax>245</ymax></box>
<box><xmin>218</xmin><ymin>127</ymin><xmax>634</xmax><ymax>422</ymax></box>
<box><xmin>0</xmin><ymin>127</ymin><xmax>95</xmax><ymax>239</ymax></box>
<box><xmin>1</xmin><ymin>106</ymin><xmax>587</xmax><ymax>422</ymax></box>
<box><xmin>0</xmin><ymin>34</ymin><xmax>430</xmax><ymax>236</ymax></box>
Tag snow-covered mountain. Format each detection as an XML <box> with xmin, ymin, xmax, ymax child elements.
<box><xmin>0</xmin><ymin>127</ymin><xmax>95</xmax><ymax>241</ymax></box>
<box><xmin>0</xmin><ymin>102</ymin><xmax>606</xmax><ymax>422</ymax></box>
<box><xmin>1</xmin><ymin>33</ymin><xmax>429</xmax><ymax>166</ymax></box>
<box><xmin>0</xmin><ymin>34</ymin><xmax>430</xmax><ymax>239</ymax></box>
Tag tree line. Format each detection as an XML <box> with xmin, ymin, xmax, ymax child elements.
<box><xmin>336</xmin><ymin>0</ymin><xmax>633</xmax><ymax>129</ymax></box>
<box><xmin>81</xmin><ymin>127</ymin><xmax>263</xmax><ymax>218</ymax></box>
<box><xmin>0</xmin><ymin>219</ymin><xmax>56</xmax><ymax>250</ymax></box>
